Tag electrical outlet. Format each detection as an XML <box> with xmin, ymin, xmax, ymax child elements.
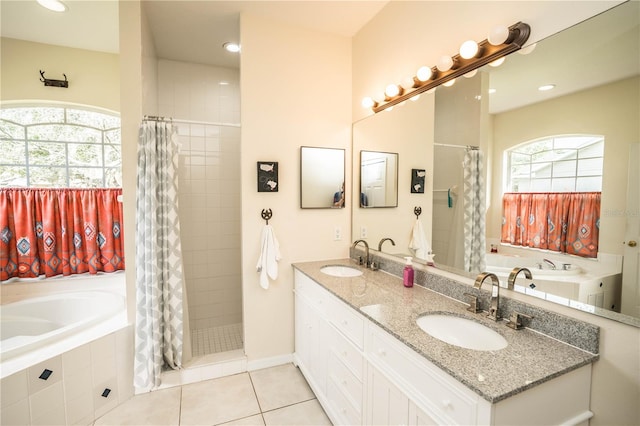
<box><xmin>334</xmin><ymin>226</ymin><xmax>341</xmax><ymax>241</ymax></box>
<box><xmin>360</xmin><ymin>226</ymin><xmax>367</xmax><ymax>238</ymax></box>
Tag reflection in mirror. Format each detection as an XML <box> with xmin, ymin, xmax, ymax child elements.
<box><xmin>352</xmin><ymin>1</ymin><xmax>639</xmax><ymax>325</ymax></box>
<box><xmin>300</xmin><ymin>146</ymin><xmax>345</xmax><ymax>209</ymax></box>
<box><xmin>360</xmin><ymin>150</ymin><xmax>398</xmax><ymax>208</ymax></box>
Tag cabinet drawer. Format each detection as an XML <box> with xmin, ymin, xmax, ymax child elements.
<box><xmin>327</xmin><ymin>375</ymin><xmax>362</xmax><ymax>426</ymax></box>
<box><xmin>329</xmin><ymin>298</ymin><xmax>364</xmax><ymax>349</ymax></box>
<box><xmin>328</xmin><ymin>350</ymin><xmax>363</xmax><ymax>410</ymax></box>
<box><xmin>368</xmin><ymin>326</ymin><xmax>478</xmax><ymax>425</ymax></box>
<box><xmin>294</xmin><ymin>270</ymin><xmax>330</xmax><ymax>316</ymax></box>
<box><xmin>329</xmin><ymin>326</ymin><xmax>364</xmax><ymax>381</ymax></box>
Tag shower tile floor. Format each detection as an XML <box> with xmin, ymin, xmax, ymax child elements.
<box><xmin>191</xmin><ymin>323</ymin><xmax>243</xmax><ymax>356</ymax></box>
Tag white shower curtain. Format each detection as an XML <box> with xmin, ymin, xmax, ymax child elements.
<box><xmin>463</xmin><ymin>149</ymin><xmax>487</xmax><ymax>273</ymax></box>
<box><xmin>134</xmin><ymin>119</ymin><xmax>185</xmax><ymax>390</ymax></box>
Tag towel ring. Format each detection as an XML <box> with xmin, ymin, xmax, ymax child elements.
<box><xmin>414</xmin><ymin>206</ymin><xmax>422</xmax><ymax>219</ymax></box>
<box><xmin>261</xmin><ymin>208</ymin><xmax>273</xmax><ymax>224</ymax></box>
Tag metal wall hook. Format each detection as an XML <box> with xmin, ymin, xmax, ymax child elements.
<box><xmin>261</xmin><ymin>208</ymin><xmax>273</xmax><ymax>224</ymax></box>
<box><xmin>414</xmin><ymin>206</ymin><xmax>422</xmax><ymax>219</ymax></box>
<box><xmin>39</xmin><ymin>70</ymin><xmax>68</xmax><ymax>88</ymax></box>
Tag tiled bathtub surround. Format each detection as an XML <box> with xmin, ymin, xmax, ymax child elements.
<box><xmin>295</xmin><ymin>257</ymin><xmax>599</xmax><ymax>402</ymax></box>
<box><xmin>351</xmin><ymin>247</ymin><xmax>600</xmax><ymax>354</ymax></box>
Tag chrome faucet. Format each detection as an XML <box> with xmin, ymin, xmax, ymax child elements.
<box><xmin>507</xmin><ymin>267</ymin><xmax>532</xmax><ymax>290</ymax></box>
<box><xmin>542</xmin><ymin>258</ymin><xmax>556</xmax><ymax>269</ymax></box>
<box><xmin>474</xmin><ymin>272</ymin><xmax>501</xmax><ymax>321</ymax></box>
<box><xmin>352</xmin><ymin>239</ymin><xmax>370</xmax><ymax>267</ymax></box>
<box><xmin>378</xmin><ymin>237</ymin><xmax>396</xmax><ymax>252</ymax></box>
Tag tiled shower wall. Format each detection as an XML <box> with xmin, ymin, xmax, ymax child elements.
<box><xmin>158</xmin><ymin>60</ymin><xmax>242</xmax><ymax>334</ymax></box>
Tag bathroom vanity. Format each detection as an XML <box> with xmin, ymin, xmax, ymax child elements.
<box><xmin>292</xmin><ymin>259</ymin><xmax>598</xmax><ymax>426</ymax></box>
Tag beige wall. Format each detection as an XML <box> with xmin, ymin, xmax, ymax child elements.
<box><xmin>240</xmin><ymin>13</ymin><xmax>352</xmax><ymax>364</ymax></box>
<box><xmin>490</xmin><ymin>76</ymin><xmax>639</xmax><ymax>256</ymax></box>
<box><xmin>1</xmin><ymin>38</ymin><xmax>119</xmax><ymax>111</ymax></box>
<box><xmin>352</xmin><ymin>2</ymin><xmax>637</xmax><ymax>425</ymax></box>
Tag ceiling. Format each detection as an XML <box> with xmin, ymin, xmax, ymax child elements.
<box><xmin>0</xmin><ymin>0</ymin><xmax>388</xmax><ymax>69</ymax></box>
<box><xmin>1</xmin><ymin>1</ymin><xmax>637</xmax><ymax>112</ymax></box>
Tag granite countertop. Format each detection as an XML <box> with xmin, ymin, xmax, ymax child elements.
<box><xmin>293</xmin><ymin>258</ymin><xmax>599</xmax><ymax>403</ymax></box>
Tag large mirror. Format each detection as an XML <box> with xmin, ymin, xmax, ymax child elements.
<box><xmin>360</xmin><ymin>150</ymin><xmax>398</xmax><ymax>208</ymax></box>
<box><xmin>352</xmin><ymin>1</ymin><xmax>639</xmax><ymax>325</ymax></box>
<box><xmin>300</xmin><ymin>146</ymin><xmax>345</xmax><ymax>209</ymax></box>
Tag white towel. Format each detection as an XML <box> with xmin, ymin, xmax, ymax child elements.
<box><xmin>256</xmin><ymin>224</ymin><xmax>281</xmax><ymax>289</ymax></box>
<box><xmin>409</xmin><ymin>219</ymin><xmax>430</xmax><ymax>261</ymax></box>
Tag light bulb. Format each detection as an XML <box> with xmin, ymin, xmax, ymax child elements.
<box><xmin>489</xmin><ymin>57</ymin><xmax>505</xmax><ymax>67</ymax></box>
<box><xmin>401</xmin><ymin>76</ymin><xmax>415</xmax><ymax>90</ymax></box>
<box><xmin>385</xmin><ymin>84</ymin><xmax>400</xmax><ymax>98</ymax></box>
<box><xmin>459</xmin><ymin>40</ymin><xmax>479</xmax><ymax>59</ymax></box>
<box><xmin>437</xmin><ymin>56</ymin><xmax>454</xmax><ymax>72</ymax></box>
<box><xmin>37</xmin><ymin>0</ymin><xmax>67</xmax><ymax>12</ymax></box>
<box><xmin>463</xmin><ymin>69</ymin><xmax>478</xmax><ymax>78</ymax></box>
<box><xmin>416</xmin><ymin>66</ymin><xmax>433</xmax><ymax>82</ymax></box>
<box><xmin>519</xmin><ymin>43</ymin><xmax>537</xmax><ymax>55</ymax></box>
<box><xmin>488</xmin><ymin>25</ymin><xmax>510</xmax><ymax>46</ymax></box>
<box><xmin>443</xmin><ymin>79</ymin><xmax>456</xmax><ymax>87</ymax></box>
<box><xmin>373</xmin><ymin>92</ymin><xmax>386</xmax><ymax>103</ymax></box>
<box><xmin>361</xmin><ymin>97</ymin><xmax>376</xmax><ymax>109</ymax></box>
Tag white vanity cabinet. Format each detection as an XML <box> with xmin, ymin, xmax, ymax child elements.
<box><xmin>293</xmin><ymin>270</ymin><xmax>593</xmax><ymax>426</ymax></box>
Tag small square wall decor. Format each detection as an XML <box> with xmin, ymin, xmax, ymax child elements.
<box><xmin>257</xmin><ymin>161</ymin><xmax>278</xmax><ymax>192</ymax></box>
<box><xmin>411</xmin><ymin>169</ymin><xmax>426</xmax><ymax>193</ymax></box>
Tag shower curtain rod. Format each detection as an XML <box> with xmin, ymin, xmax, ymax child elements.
<box><xmin>143</xmin><ymin>115</ymin><xmax>240</xmax><ymax>128</ymax></box>
<box><xmin>434</xmin><ymin>143</ymin><xmax>479</xmax><ymax>150</ymax></box>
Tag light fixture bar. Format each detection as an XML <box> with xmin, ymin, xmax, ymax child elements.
<box><xmin>372</xmin><ymin>22</ymin><xmax>530</xmax><ymax>113</ymax></box>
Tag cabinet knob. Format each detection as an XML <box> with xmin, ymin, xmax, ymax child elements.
<box><xmin>442</xmin><ymin>399</ymin><xmax>453</xmax><ymax>409</ymax></box>
<box><xmin>342</xmin><ymin>351</ymin><xmax>348</xmax><ymax>357</ymax></box>
<box><xmin>377</xmin><ymin>348</ymin><xmax>386</xmax><ymax>356</ymax></box>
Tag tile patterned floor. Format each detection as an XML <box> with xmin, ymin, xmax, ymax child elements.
<box><xmin>94</xmin><ymin>363</ymin><xmax>332</xmax><ymax>426</ymax></box>
<box><xmin>191</xmin><ymin>323</ymin><xmax>244</xmax><ymax>356</ymax></box>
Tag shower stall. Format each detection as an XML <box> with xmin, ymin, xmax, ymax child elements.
<box><xmin>176</xmin><ymin>121</ymin><xmax>242</xmax><ymax>358</ymax></box>
<box><xmin>156</xmin><ymin>59</ymin><xmax>243</xmax><ymax>360</ymax></box>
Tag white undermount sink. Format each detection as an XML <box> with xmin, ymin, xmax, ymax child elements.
<box><xmin>416</xmin><ymin>314</ymin><xmax>508</xmax><ymax>351</ymax></box>
<box><xmin>320</xmin><ymin>265</ymin><xmax>363</xmax><ymax>277</ymax></box>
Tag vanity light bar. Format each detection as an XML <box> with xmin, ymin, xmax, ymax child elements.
<box><xmin>370</xmin><ymin>22</ymin><xmax>531</xmax><ymax>113</ymax></box>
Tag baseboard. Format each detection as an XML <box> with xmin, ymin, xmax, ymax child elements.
<box><xmin>247</xmin><ymin>353</ymin><xmax>294</xmax><ymax>371</ymax></box>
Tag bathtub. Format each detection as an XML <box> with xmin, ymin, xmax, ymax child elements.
<box><xmin>485</xmin><ymin>252</ymin><xmax>622</xmax><ymax>312</ymax></box>
<box><xmin>0</xmin><ymin>272</ymin><xmax>127</xmax><ymax>379</ymax></box>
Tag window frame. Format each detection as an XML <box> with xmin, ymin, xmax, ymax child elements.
<box><xmin>0</xmin><ymin>103</ymin><xmax>121</xmax><ymax>188</ymax></box>
<box><xmin>503</xmin><ymin>134</ymin><xmax>604</xmax><ymax>194</ymax></box>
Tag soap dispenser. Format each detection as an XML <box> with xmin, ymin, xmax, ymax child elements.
<box><xmin>403</xmin><ymin>256</ymin><xmax>414</xmax><ymax>288</ymax></box>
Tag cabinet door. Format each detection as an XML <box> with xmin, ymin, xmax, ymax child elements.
<box><xmin>294</xmin><ymin>293</ymin><xmax>327</xmax><ymax>395</ymax></box>
<box><xmin>367</xmin><ymin>366</ymin><xmax>409</xmax><ymax>426</ymax></box>
<box><xmin>408</xmin><ymin>401</ymin><xmax>439</xmax><ymax>426</ymax></box>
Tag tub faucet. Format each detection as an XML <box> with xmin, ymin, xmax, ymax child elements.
<box><xmin>352</xmin><ymin>239</ymin><xmax>370</xmax><ymax>267</ymax></box>
<box><xmin>543</xmin><ymin>258</ymin><xmax>556</xmax><ymax>269</ymax></box>
<box><xmin>378</xmin><ymin>237</ymin><xmax>396</xmax><ymax>252</ymax></box>
<box><xmin>507</xmin><ymin>267</ymin><xmax>532</xmax><ymax>290</ymax></box>
<box><xmin>474</xmin><ymin>272</ymin><xmax>501</xmax><ymax>321</ymax></box>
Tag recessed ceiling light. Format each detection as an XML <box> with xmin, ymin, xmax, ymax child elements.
<box><xmin>223</xmin><ymin>42</ymin><xmax>240</xmax><ymax>53</ymax></box>
<box><xmin>538</xmin><ymin>84</ymin><xmax>556</xmax><ymax>91</ymax></box>
<box><xmin>37</xmin><ymin>0</ymin><xmax>67</xmax><ymax>12</ymax></box>
<box><xmin>488</xmin><ymin>88</ymin><xmax>497</xmax><ymax>94</ymax></box>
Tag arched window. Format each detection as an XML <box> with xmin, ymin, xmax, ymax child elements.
<box><xmin>0</xmin><ymin>104</ymin><xmax>121</xmax><ymax>188</ymax></box>
<box><xmin>501</xmin><ymin>135</ymin><xmax>603</xmax><ymax>258</ymax></box>
<box><xmin>504</xmin><ymin>135</ymin><xmax>603</xmax><ymax>193</ymax></box>
<box><xmin>0</xmin><ymin>104</ymin><xmax>124</xmax><ymax>280</ymax></box>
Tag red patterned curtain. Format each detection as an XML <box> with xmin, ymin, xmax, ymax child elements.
<box><xmin>501</xmin><ymin>192</ymin><xmax>600</xmax><ymax>258</ymax></box>
<box><xmin>0</xmin><ymin>188</ymin><xmax>125</xmax><ymax>280</ymax></box>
